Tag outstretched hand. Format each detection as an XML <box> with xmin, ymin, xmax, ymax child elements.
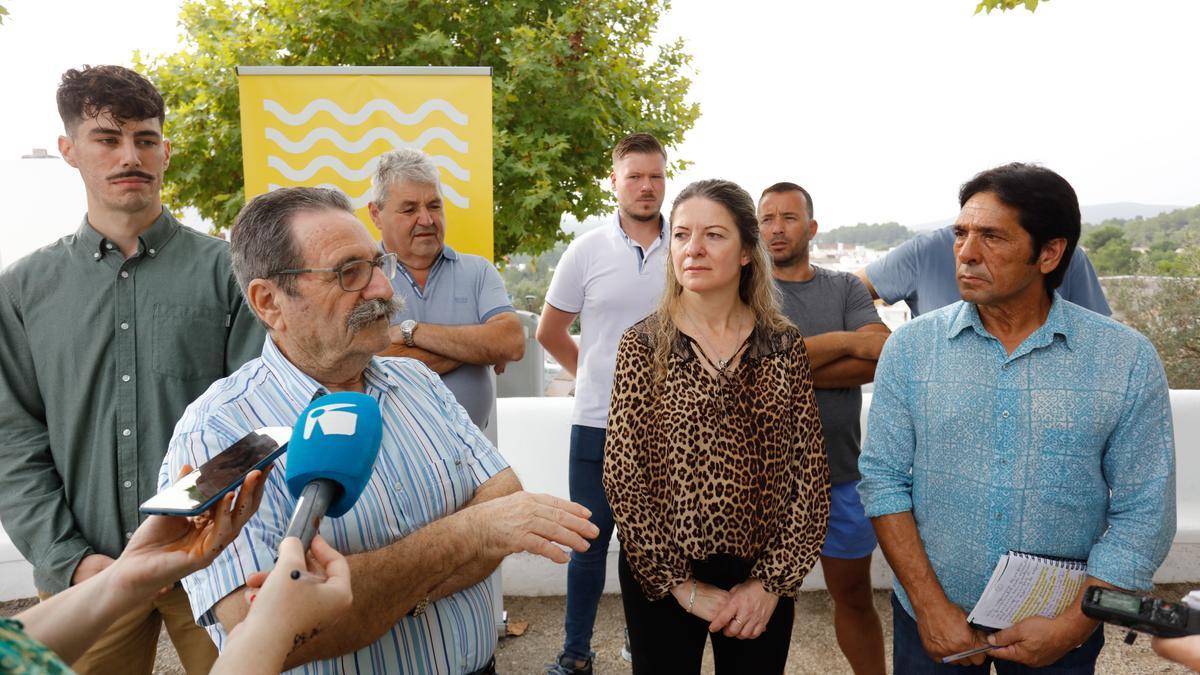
<box><xmin>468</xmin><ymin>491</ymin><xmax>598</xmax><ymax>563</ymax></box>
<box><xmin>112</xmin><ymin>465</ymin><xmax>270</xmax><ymax>597</ymax></box>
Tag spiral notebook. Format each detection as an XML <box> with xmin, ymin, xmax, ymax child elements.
<box><xmin>967</xmin><ymin>551</ymin><xmax>1088</xmax><ymax>631</ymax></box>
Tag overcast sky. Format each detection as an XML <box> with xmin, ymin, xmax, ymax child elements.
<box><xmin>2</xmin><ymin>0</ymin><xmax>1197</xmax><ymax>262</ymax></box>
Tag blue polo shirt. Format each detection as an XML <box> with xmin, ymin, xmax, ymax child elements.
<box><xmin>388</xmin><ymin>245</ymin><xmax>514</xmax><ymax>429</ymax></box>
<box><xmin>865</xmin><ymin>226</ymin><xmax>1112</xmax><ymax>317</ymax></box>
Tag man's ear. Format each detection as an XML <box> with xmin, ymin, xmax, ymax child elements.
<box><xmin>367</xmin><ymin>201</ymin><xmax>382</xmax><ymax>226</ymax></box>
<box><xmin>1038</xmin><ymin>238</ymin><xmax>1068</xmax><ymax>275</ymax></box>
<box><xmin>809</xmin><ymin>218</ymin><xmax>819</xmax><ymax>239</ymax></box>
<box><xmin>610</xmin><ymin>171</ymin><xmax>617</xmax><ymax>192</ymax></box>
<box><xmin>246</xmin><ymin>278</ymin><xmax>284</xmax><ymax>332</ymax></box>
<box><xmin>162</xmin><ymin>137</ymin><xmax>172</xmax><ymax>170</ymax></box>
<box><xmin>58</xmin><ymin>135</ymin><xmax>78</xmax><ymax>168</ymax></box>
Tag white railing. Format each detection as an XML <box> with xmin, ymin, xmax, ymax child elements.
<box><xmin>497</xmin><ymin>390</ymin><xmax>1200</xmax><ymax>595</ymax></box>
<box><xmin>3</xmin><ymin>391</ymin><xmax>1197</xmax><ymax>600</ymax></box>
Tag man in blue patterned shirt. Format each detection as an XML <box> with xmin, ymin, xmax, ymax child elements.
<box><xmin>161</xmin><ymin>187</ymin><xmax>599</xmax><ymax>674</ymax></box>
<box><xmin>859</xmin><ymin>163</ymin><xmax>1175</xmax><ymax>673</ymax></box>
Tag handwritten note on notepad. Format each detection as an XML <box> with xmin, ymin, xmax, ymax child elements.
<box><xmin>967</xmin><ymin>551</ymin><xmax>1088</xmax><ymax>631</ymax></box>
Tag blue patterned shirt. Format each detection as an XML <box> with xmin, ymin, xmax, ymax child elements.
<box><xmin>159</xmin><ymin>337</ymin><xmax>508</xmax><ymax>674</ymax></box>
<box><xmin>859</xmin><ymin>294</ymin><xmax>1175</xmax><ymax>619</ymax></box>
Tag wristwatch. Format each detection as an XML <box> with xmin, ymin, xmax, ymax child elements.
<box><xmin>409</xmin><ymin>594</ymin><xmax>430</xmax><ymax>617</ymax></box>
<box><xmin>399</xmin><ymin>319</ymin><xmax>418</xmax><ymax>347</ymax></box>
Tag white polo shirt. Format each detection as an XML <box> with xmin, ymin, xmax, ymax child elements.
<box><xmin>545</xmin><ymin>212</ymin><xmax>668</xmax><ymax>428</ymax></box>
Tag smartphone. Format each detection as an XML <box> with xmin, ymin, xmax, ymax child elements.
<box><xmin>140</xmin><ymin>427</ymin><xmax>291</xmax><ymax>516</ymax></box>
<box><xmin>1081</xmin><ymin>585</ymin><xmax>1200</xmax><ymax>638</ymax></box>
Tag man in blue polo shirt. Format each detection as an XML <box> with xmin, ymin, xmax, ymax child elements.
<box><xmin>369</xmin><ymin>148</ymin><xmax>524</xmax><ymax>430</ymax></box>
<box><xmin>855</xmin><ymin>219</ymin><xmax>1111</xmax><ymax>317</ymax></box>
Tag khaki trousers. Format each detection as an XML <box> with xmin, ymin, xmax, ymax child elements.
<box><xmin>38</xmin><ymin>584</ymin><xmax>217</xmax><ymax>675</ymax></box>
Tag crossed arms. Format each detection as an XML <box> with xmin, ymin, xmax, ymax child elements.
<box><xmin>383</xmin><ymin>311</ymin><xmax>525</xmax><ymax>374</ymax></box>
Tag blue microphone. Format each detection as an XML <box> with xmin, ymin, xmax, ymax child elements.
<box><xmin>283</xmin><ymin>391</ymin><xmax>383</xmax><ymax>549</ymax></box>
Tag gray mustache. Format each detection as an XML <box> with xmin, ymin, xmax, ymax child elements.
<box><xmin>958</xmin><ymin>265</ymin><xmax>992</xmax><ymax>281</ymax></box>
<box><xmin>346</xmin><ymin>297</ymin><xmax>404</xmax><ymax>332</ymax></box>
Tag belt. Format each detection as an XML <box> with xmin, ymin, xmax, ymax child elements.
<box><xmin>467</xmin><ymin>656</ymin><xmax>497</xmax><ymax>675</ymax></box>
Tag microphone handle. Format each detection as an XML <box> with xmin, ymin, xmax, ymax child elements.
<box><xmin>284</xmin><ymin>479</ymin><xmax>339</xmax><ymax>550</ymax></box>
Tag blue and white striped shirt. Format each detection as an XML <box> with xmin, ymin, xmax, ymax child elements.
<box><xmin>159</xmin><ymin>337</ymin><xmax>508</xmax><ymax>674</ymax></box>
<box><xmin>859</xmin><ymin>294</ymin><xmax>1175</xmax><ymax>619</ymax></box>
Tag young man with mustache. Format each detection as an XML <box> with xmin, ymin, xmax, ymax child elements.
<box><xmin>0</xmin><ymin>65</ymin><xmax>264</xmax><ymax>673</ymax></box>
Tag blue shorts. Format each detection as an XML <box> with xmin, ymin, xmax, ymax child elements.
<box><xmin>820</xmin><ymin>480</ymin><xmax>878</xmax><ymax>559</ymax></box>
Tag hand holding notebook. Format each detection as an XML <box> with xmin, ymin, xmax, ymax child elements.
<box><xmin>968</xmin><ymin>551</ymin><xmax>1089</xmax><ymax>631</ymax></box>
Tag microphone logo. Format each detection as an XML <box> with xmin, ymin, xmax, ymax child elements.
<box><xmin>302</xmin><ymin>403</ymin><xmax>359</xmax><ymax>439</ymax></box>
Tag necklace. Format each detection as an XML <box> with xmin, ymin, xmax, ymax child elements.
<box><xmin>683</xmin><ymin>308</ymin><xmax>750</xmax><ymax>375</ymax></box>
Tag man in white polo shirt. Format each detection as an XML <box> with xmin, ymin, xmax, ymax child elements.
<box><xmin>537</xmin><ymin>133</ymin><xmax>669</xmax><ymax>675</ymax></box>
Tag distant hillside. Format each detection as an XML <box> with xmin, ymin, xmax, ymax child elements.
<box><xmin>816</xmin><ymin>222</ymin><xmax>914</xmax><ymax>250</ymax></box>
<box><xmin>1084</xmin><ymin>204</ymin><xmax>1200</xmax><ymax>248</ymax></box>
<box><xmin>911</xmin><ymin>202</ymin><xmax>1183</xmax><ymax>233</ymax></box>
<box><xmin>1081</xmin><ymin>202</ymin><xmax>1183</xmax><ymax>224</ymax></box>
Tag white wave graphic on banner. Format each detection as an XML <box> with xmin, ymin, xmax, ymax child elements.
<box><xmin>268</xmin><ymin>154</ymin><xmax>470</xmax><ymax>183</ymax></box>
<box><xmin>265</xmin><ymin>127</ymin><xmax>468</xmax><ymax>154</ymax></box>
<box><xmin>268</xmin><ymin>182</ymin><xmax>470</xmax><ymax>210</ymax></box>
<box><xmin>263</xmin><ymin>98</ymin><xmax>468</xmax><ymax>126</ymax></box>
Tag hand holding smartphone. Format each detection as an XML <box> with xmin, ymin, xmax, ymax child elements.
<box><xmin>141</xmin><ymin>427</ymin><xmax>291</xmax><ymax>516</ymax></box>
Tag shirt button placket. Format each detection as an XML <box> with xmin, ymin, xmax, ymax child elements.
<box><xmin>116</xmin><ymin>262</ymin><xmax>139</xmax><ymax>531</ymax></box>
<box><xmin>988</xmin><ymin>357</ymin><xmax>1016</xmax><ymax>553</ymax></box>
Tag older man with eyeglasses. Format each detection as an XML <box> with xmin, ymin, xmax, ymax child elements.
<box><xmin>159</xmin><ymin>186</ymin><xmax>599</xmax><ymax>675</ymax></box>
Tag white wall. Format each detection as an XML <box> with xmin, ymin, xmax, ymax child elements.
<box><xmin>3</xmin><ymin>391</ymin><xmax>1197</xmax><ymax>600</ymax></box>
<box><xmin>497</xmin><ymin>390</ymin><xmax>1200</xmax><ymax>595</ymax></box>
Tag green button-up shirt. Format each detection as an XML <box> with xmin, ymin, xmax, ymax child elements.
<box><xmin>0</xmin><ymin>209</ymin><xmax>264</xmax><ymax>593</ymax></box>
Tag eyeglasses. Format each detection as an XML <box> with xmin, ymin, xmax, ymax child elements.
<box><xmin>274</xmin><ymin>253</ymin><xmax>397</xmax><ymax>292</ymax></box>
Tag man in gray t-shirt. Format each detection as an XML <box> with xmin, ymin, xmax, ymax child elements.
<box><xmin>760</xmin><ymin>182</ymin><xmax>889</xmax><ymax>675</ymax></box>
<box><xmin>368</xmin><ymin>148</ymin><xmax>525</xmax><ymax>430</ymax></box>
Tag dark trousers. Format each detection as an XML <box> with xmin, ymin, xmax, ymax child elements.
<box><xmin>619</xmin><ymin>551</ymin><xmax>795</xmax><ymax>674</ymax></box>
<box><xmin>891</xmin><ymin>594</ymin><xmax>1104</xmax><ymax>674</ymax></box>
<box><xmin>562</xmin><ymin>425</ymin><xmax>616</xmax><ymax>660</ymax></box>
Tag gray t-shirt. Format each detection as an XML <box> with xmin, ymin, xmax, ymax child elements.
<box><xmin>777</xmin><ymin>266</ymin><xmax>884</xmax><ymax>485</ymax></box>
<box><xmin>388</xmin><ymin>245</ymin><xmax>514</xmax><ymax>429</ymax></box>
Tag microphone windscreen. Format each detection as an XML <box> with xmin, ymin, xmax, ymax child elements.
<box><xmin>286</xmin><ymin>391</ymin><xmax>383</xmax><ymax>517</ymax></box>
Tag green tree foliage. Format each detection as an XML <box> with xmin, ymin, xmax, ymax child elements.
<box><xmin>975</xmin><ymin>0</ymin><xmax>1044</xmax><ymax>14</ymax></box>
<box><xmin>815</xmin><ymin>222</ymin><xmax>913</xmax><ymax>250</ymax></box>
<box><xmin>1087</xmin><ymin>204</ymin><xmax>1200</xmax><ymax>249</ymax></box>
<box><xmin>137</xmin><ymin>0</ymin><xmax>699</xmax><ymax>258</ymax></box>
<box><xmin>1082</xmin><ymin>225</ymin><xmax>1139</xmax><ymax>275</ymax></box>
<box><xmin>1106</xmin><ymin>247</ymin><xmax>1200</xmax><ymax>389</ymax></box>
<box><xmin>501</xmin><ymin>242</ymin><xmax>567</xmax><ymax>312</ymax></box>
<box><xmin>1081</xmin><ymin>204</ymin><xmax>1200</xmax><ymax>276</ymax></box>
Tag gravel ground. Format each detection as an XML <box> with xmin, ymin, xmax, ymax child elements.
<box><xmin>4</xmin><ymin>585</ymin><xmax>1192</xmax><ymax>674</ymax></box>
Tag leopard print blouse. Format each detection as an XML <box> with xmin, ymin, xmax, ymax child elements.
<box><xmin>602</xmin><ymin>314</ymin><xmax>830</xmax><ymax>601</ymax></box>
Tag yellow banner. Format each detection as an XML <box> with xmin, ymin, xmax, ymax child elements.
<box><xmin>238</xmin><ymin>67</ymin><xmax>494</xmax><ymax>259</ymax></box>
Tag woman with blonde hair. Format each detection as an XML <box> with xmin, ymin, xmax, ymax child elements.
<box><xmin>603</xmin><ymin>178</ymin><xmax>830</xmax><ymax>673</ymax></box>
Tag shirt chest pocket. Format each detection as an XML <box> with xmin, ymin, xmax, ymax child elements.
<box><xmin>399</xmin><ymin>455</ymin><xmax>473</xmax><ymax>523</ymax></box>
<box><xmin>1035</xmin><ymin>428</ymin><xmax>1105</xmax><ymax>492</ymax></box>
<box><xmin>153</xmin><ymin>303</ymin><xmax>226</xmax><ymax>380</ymax></box>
